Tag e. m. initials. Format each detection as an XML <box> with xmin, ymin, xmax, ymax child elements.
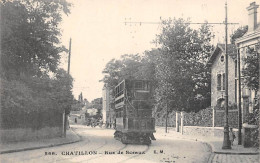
<box><xmin>154</xmin><ymin>150</ymin><xmax>164</xmax><ymax>154</ymax></box>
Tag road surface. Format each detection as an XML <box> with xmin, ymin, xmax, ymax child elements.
<box><xmin>0</xmin><ymin>125</ymin><xmax>212</xmax><ymax>163</ymax></box>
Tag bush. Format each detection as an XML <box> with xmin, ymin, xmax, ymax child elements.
<box><xmin>0</xmin><ymin>69</ymin><xmax>73</xmax><ymax>129</ymax></box>
<box><xmin>245</xmin><ymin>107</ymin><xmax>259</xmax><ymax>147</ymax></box>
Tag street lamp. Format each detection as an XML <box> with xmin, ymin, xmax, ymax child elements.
<box><xmin>222</xmin><ymin>2</ymin><xmax>231</xmax><ymax>149</ymax></box>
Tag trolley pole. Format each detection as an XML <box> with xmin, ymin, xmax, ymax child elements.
<box><xmin>222</xmin><ymin>2</ymin><xmax>231</xmax><ymax>149</ymax></box>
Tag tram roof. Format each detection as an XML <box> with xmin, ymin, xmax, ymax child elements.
<box><xmin>115</xmin><ymin>79</ymin><xmax>150</xmax><ymax>88</ymax></box>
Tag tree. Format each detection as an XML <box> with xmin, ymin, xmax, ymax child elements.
<box><xmin>242</xmin><ymin>43</ymin><xmax>259</xmax><ymax>90</ymax></box>
<box><xmin>154</xmin><ymin>18</ymin><xmax>213</xmax><ymax>113</ymax></box>
<box><xmin>102</xmin><ymin>54</ymin><xmax>142</xmax><ymax>88</ymax></box>
<box><xmin>1</xmin><ymin>0</ymin><xmax>71</xmax><ymax>78</ymax></box>
<box><xmin>0</xmin><ymin>68</ymin><xmax>73</xmax><ymax>129</ymax></box>
<box><xmin>231</xmin><ymin>26</ymin><xmax>258</xmax><ymax>90</ymax></box>
<box><xmin>71</xmin><ymin>99</ymin><xmax>85</xmax><ymax>111</ymax></box>
<box><xmin>0</xmin><ymin>0</ymin><xmax>73</xmax><ymax>130</ymax></box>
<box><xmin>135</xmin><ymin>49</ymin><xmax>159</xmax><ymax>83</ymax></box>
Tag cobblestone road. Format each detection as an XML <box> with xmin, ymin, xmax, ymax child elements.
<box><xmin>210</xmin><ymin>153</ymin><xmax>259</xmax><ymax>163</ymax></box>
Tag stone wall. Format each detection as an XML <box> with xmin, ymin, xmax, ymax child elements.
<box><xmin>0</xmin><ymin>126</ymin><xmax>63</xmax><ymax>143</ymax></box>
<box><xmin>1</xmin><ymin>111</ymin><xmax>64</xmax><ymax>143</ymax></box>
<box><xmin>214</xmin><ymin>109</ymin><xmax>238</xmax><ymax>128</ymax></box>
<box><xmin>183</xmin><ymin>108</ymin><xmax>213</xmax><ymax>127</ymax></box>
<box><xmin>155</xmin><ymin>111</ymin><xmax>176</xmax><ymax>127</ymax></box>
<box><xmin>183</xmin><ymin>126</ymin><xmax>238</xmax><ymax>138</ymax></box>
<box><xmin>156</xmin><ymin>108</ymin><xmax>213</xmax><ymax>127</ymax></box>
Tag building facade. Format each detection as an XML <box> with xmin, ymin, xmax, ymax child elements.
<box><xmin>235</xmin><ymin>2</ymin><xmax>259</xmax><ymax>122</ymax></box>
<box><xmin>102</xmin><ymin>85</ymin><xmax>109</xmax><ymax>123</ymax></box>
<box><xmin>208</xmin><ymin>44</ymin><xmax>238</xmax><ymax>128</ymax></box>
<box><xmin>208</xmin><ymin>44</ymin><xmax>237</xmax><ymax>109</ymax></box>
<box><xmin>208</xmin><ymin>2</ymin><xmax>259</xmax><ymax>127</ymax></box>
<box><xmin>102</xmin><ymin>84</ymin><xmax>115</xmax><ymax>126</ymax></box>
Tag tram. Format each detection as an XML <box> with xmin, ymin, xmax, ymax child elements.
<box><xmin>113</xmin><ymin>79</ymin><xmax>156</xmax><ymax>144</ymax></box>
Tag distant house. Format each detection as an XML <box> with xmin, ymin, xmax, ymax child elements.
<box><xmin>86</xmin><ymin>108</ymin><xmax>98</xmax><ymax>116</ymax></box>
<box><xmin>207</xmin><ymin>44</ymin><xmax>237</xmax><ymax>109</ymax></box>
<box><xmin>69</xmin><ymin>109</ymin><xmax>86</xmax><ymax>124</ymax></box>
<box><xmin>235</xmin><ymin>2</ymin><xmax>259</xmax><ymax>122</ymax></box>
<box><xmin>207</xmin><ymin>44</ymin><xmax>238</xmax><ymax>127</ymax></box>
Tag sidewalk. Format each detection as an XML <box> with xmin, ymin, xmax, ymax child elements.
<box><xmin>155</xmin><ymin>127</ymin><xmax>259</xmax><ymax>155</ymax></box>
<box><xmin>0</xmin><ymin>128</ymin><xmax>81</xmax><ymax>154</ymax></box>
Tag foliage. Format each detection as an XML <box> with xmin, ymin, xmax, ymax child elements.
<box><xmin>154</xmin><ymin>18</ymin><xmax>213</xmax><ymax>113</ymax></box>
<box><xmin>0</xmin><ymin>69</ymin><xmax>73</xmax><ymax>129</ymax></box>
<box><xmin>102</xmin><ymin>51</ymin><xmax>159</xmax><ymax>111</ymax></box>
<box><xmin>245</xmin><ymin>106</ymin><xmax>259</xmax><ymax>147</ymax></box>
<box><xmin>135</xmin><ymin>49</ymin><xmax>160</xmax><ymax>82</ymax></box>
<box><xmin>231</xmin><ymin>26</ymin><xmax>258</xmax><ymax>90</ymax></box>
<box><xmin>102</xmin><ymin>54</ymin><xmax>142</xmax><ymax>88</ymax></box>
<box><xmin>242</xmin><ymin>44</ymin><xmax>259</xmax><ymax>90</ymax></box>
<box><xmin>71</xmin><ymin>99</ymin><xmax>85</xmax><ymax>111</ymax></box>
<box><xmin>0</xmin><ymin>0</ymin><xmax>71</xmax><ymax>78</ymax></box>
<box><xmin>230</xmin><ymin>26</ymin><xmax>248</xmax><ymax>44</ymax></box>
<box><xmin>0</xmin><ymin>0</ymin><xmax>73</xmax><ymax>130</ymax></box>
<box><xmin>102</xmin><ymin>18</ymin><xmax>213</xmax><ymax>114</ymax></box>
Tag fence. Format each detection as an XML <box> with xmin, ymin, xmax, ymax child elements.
<box><xmin>156</xmin><ymin>107</ymin><xmax>239</xmax><ymax>129</ymax></box>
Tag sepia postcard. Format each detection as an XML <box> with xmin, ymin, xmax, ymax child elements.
<box><xmin>0</xmin><ymin>0</ymin><xmax>259</xmax><ymax>162</ymax></box>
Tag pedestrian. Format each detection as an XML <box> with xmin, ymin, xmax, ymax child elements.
<box><xmin>229</xmin><ymin>127</ymin><xmax>236</xmax><ymax>145</ymax></box>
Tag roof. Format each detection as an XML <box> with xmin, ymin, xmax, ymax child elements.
<box><xmin>235</xmin><ymin>23</ymin><xmax>260</xmax><ymax>45</ymax></box>
<box><xmin>244</xmin><ymin>23</ymin><xmax>260</xmax><ymax>36</ymax></box>
<box><xmin>207</xmin><ymin>44</ymin><xmax>237</xmax><ymax>67</ymax></box>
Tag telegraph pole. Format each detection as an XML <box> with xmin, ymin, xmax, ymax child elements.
<box><xmin>64</xmin><ymin>38</ymin><xmax>72</xmax><ymax>137</ymax></box>
<box><xmin>165</xmin><ymin>97</ymin><xmax>168</xmax><ymax>133</ymax></box>
<box><xmin>68</xmin><ymin>38</ymin><xmax>72</xmax><ymax>74</ymax></box>
<box><xmin>222</xmin><ymin>2</ymin><xmax>231</xmax><ymax>149</ymax></box>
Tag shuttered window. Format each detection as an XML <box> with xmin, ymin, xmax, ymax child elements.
<box><xmin>217</xmin><ymin>74</ymin><xmax>221</xmax><ymax>90</ymax></box>
<box><xmin>222</xmin><ymin>73</ymin><xmax>225</xmax><ymax>90</ymax></box>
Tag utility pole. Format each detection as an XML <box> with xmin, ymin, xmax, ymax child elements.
<box><xmin>237</xmin><ymin>49</ymin><xmax>242</xmax><ymax>145</ymax></box>
<box><xmin>165</xmin><ymin>97</ymin><xmax>168</xmax><ymax>133</ymax></box>
<box><xmin>68</xmin><ymin>38</ymin><xmax>72</xmax><ymax>74</ymax></box>
<box><xmin>64</xmin><ymin>38</ymin><xmax>72</xmax><ymax>137</ymax></box>
<box><xmin>222</xmin><ymin>2</ymin><xmax>231</xmax><ymax>149</ymax></box>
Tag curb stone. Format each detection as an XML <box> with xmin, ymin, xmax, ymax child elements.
<box><xmin>162</xmin><ymin>131</ymin><xmax>259</xmax><ymax>155</ymax></box>
<box><xmin>184</xmin><ymin>137</ymin><xmax>259</xmax><ymax>155</ymax></box>
<box><xmin>207</xmin><ymin>153</ymin><xmax>215</xmax><ymax>163</ymax></box>
<box><xmin>213</xmin><ymin>151</ymin><xmax>260</xmax><ymax>155</ymax></box>
<box><xmin>0</xmin><ymin>129</ymin><xmax>82</xmax><ymax>155</ymax></box>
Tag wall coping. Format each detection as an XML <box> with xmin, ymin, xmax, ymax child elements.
<box><xmin>184</xmin><ymin>126</ymin><xmax>238</xmax><ymax>131</ymax></box>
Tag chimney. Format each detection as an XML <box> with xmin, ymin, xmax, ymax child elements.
<box><xmin>247</xmin><ymin>2</ymin><xmax>259</xmax><ymax>32</ymax></box>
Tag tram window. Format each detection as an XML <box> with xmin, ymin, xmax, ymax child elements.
<box><xmin>135</xmin><ymin>81</ymin><xmax>144</xmax><ymax>90</ymax></box>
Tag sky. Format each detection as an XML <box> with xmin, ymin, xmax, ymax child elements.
<box><xmin>59</xmin><ymin>0</ymin><xmax>259</xmax><ymax>101</ymax></box>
